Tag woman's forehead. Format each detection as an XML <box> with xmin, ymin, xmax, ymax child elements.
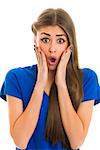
<box><xmin>39</xmin><ymin>25</ymin><xmax>65</xmax><ymax>33</ymax></box>
<box><xmin>37</xmin><ymin>25</ymin><xmax>67</xmax><ymax>37</ymax></box>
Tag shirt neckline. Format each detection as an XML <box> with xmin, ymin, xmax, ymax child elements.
<box><xmin>44</xmin><ymin>91</ymin><xmax>49</xmax><ymax>97</ymax></box>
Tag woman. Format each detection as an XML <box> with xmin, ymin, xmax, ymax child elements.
<box><xmin>0</xmin><ymin>8</ymin><xmax>100</xmax><ymax>150</ymax></box>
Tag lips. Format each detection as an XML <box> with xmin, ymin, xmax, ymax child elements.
<box><xmin>47</xmin><ymin>56</ymin><xmax>57</xmax><ymax>65</ymax></box>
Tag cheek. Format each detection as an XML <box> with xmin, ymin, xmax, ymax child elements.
<box><xmin>57</xmin><ymin>44</ymin><xmax>67</xmax><ymax>53</ymax></box>
<box><xmin>37</xmin><ymin>42</ymin><xmax>48</xmax><ymax>57</ymax></box>
<box><xmin>38</xmin><ymin>42</ymin><xmax>50</xmax><ymax>56</ymax></box>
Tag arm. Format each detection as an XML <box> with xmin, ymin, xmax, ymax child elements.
<box><xmin>7</xmin><ymin>81</ymin><xmax>44</xmax><ymax>149</ymax></box>
<box><xmin>57</xmin><ymin>83</ymin><xmax>94</xmax><ymax>149</ymax></box>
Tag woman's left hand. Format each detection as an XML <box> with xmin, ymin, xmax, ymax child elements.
<box><xmin>55</xmin><ymin>45</ymin><xmax>72</xmax><ymax>86</ymax></box>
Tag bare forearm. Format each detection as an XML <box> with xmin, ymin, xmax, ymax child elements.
<box><xmin>57</xmin><ymin>84</ymin><xmax>84</xmax><ymax>149</ymax></box>
<box><xmin>13</xmin><ymin>82</ymin><xmax>44</xmax><ymax>148</ymax></box>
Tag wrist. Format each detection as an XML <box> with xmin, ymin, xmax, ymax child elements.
<box><xmin>56</xmin><ymin>81</ymin><xmax>66</xmax><ymax>88</ymax></box>
<box><xmin>35</xmin><ymin>81</ymin><xmax>45</xmax><ymax>91</ymax></box>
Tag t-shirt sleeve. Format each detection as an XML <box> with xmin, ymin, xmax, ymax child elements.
<box><xmin>0</xmin><ymin>69</ymin><xmax>22</xmax><ymax>101</ymax></box>
<box><xmin>82</xmin><ymin>68</ymin><xmax>100</xmax><ymax>105</ymax></box>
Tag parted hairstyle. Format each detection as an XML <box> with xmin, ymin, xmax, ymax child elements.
<box><xmin>31</xmin><ymin>8</ymin><xmax>83</xmax><ymax>149</ymax></box>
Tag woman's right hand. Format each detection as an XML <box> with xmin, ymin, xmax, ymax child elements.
<box><xmin>34</xmin><ymin>45</ymin><xmax>48</xmax><ymax>88</ymax></box>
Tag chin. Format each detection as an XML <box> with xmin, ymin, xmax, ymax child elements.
<box><xmin>48</xmin><ymin>65</ymin><xmax>57</xmax><ymax>71</ymax></box>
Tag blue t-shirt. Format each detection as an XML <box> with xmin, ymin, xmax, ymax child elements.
<box><xmin>0</xmin><ymin>64</ymin><xmax>100</xmax><ymax>150</ymax></box>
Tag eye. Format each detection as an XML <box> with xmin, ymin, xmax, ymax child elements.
<box><xmin>41</xmin><ymin>37</ymin><xmax>50</xmax><ymax>43</ymax></box>
<box><xmin>57</xmin><ymin>38</ymin><xmax>65</xmax><ymax>44</ymax></box>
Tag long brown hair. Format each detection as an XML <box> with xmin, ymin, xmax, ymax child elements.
<box><xmin>31</xmin><ymin>8</ymin><xmax>83</xmax><ymax>149</ymax></box>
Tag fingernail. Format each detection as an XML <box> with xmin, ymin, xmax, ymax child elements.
<box><xmin>69</xmin><ymin>45</ymin><xmax>73</xmax><ymax>50</ymax></box>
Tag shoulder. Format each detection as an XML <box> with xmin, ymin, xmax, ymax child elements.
<box><xmin>82</xmin><ymin>68</ymin><xmax>97</xmax><ymax>77</ymax></box>
<box><xmin>5</xmin><ymin>64</ymin><xmax>37</xmax><ymax>80</ymax></box>
<box><xmin>1</xmin><ymin>64</ymin><xmax>37</xmax><ymax>101</ymax></box>
<box><xmin>82</xmin><ymin>68</ymin><xmax>98</xmax><ymax>85</ymax></box>
<box><xmin>81</xmin><ymin>68</ymin><xmax>100</xmax><ymax>105</ymax></box>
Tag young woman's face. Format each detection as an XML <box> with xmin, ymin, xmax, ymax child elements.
<box><xmin>34</xmin><ymin>25</ymin><xmax>69</xmax><ymax>70</ymax></box>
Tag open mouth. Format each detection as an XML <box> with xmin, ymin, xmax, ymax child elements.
<box><xmin>50</xmin><ymin>58</ymin><xmax>56</xmax><ymax>62</ymax></box>
<box><xmin>48</xmin><ymin>56</ymin><xmax>57</xmax><ymax>65</ymax></box>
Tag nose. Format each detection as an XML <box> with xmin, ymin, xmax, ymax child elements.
<box><xmin>49</xmin><ymin>41</ymin><xmax>56</xmax><ymax>53</ymax></box>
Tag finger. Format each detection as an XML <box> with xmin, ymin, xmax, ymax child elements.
<box><xmin>40</xmin><ymin>50</ymin><xmax>47</xmax><ymax>65</ymax></box>
<box><xmin>60</xmin><ymin>48</ymin><xmax>71</xmax><ymax>64</ymax></box>
<box><xmin>65</xmin><ymin>46</ymin><xmax>71</xmax><ymax>52</ymax></box>
<box><xmin>68</xmin><ymin>45</ymin><xmax>73</xmax><ymax>53</ymax></box>
<box><xmin>36</xmin><ymin>47</ymin><xmax>43</xmax><ymax>65</ymax></box>
<box><xmin>34</xmin><ymin>46</ymin><xmax>39</xmax><ymax>60</ymax></box>
<box><xmin>37</xmin><ymin>46</ymin><xmax>42</xmax><ymax>52</ymax></box>
<box><xmin>34</xmin><ymin>46</ymin><xmax>41</xmax><ymax>65</ymax></box>
<box><xmin>63</xmin><ymin>46</ymin><xmax>72</xmax><ymax>56</ymax></box>
<box><xmin>34</xmin><ymin>46</ymin><xmax>47</xmax><ymax>66</ymax></box>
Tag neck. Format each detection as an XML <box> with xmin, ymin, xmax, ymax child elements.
<box><xmin>48</xmin><ymin>69</ymin><xmax>56</xmax><ymax>81</ymax></box>
<box><xmin>44</xmin><ymin>69</ymin><xmax>56</xmax><ymax>94</ymax></box>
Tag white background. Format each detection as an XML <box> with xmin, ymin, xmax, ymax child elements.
<box><xmin>0</xmin><ymin>0</ymin><xmax>100</xmax><ymax>149</ymax></box>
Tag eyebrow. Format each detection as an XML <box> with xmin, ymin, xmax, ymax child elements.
<box><xmin>41</xmin><ymin>32</ymin><xmax>66</xmax><ymax>37</ymax></box>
